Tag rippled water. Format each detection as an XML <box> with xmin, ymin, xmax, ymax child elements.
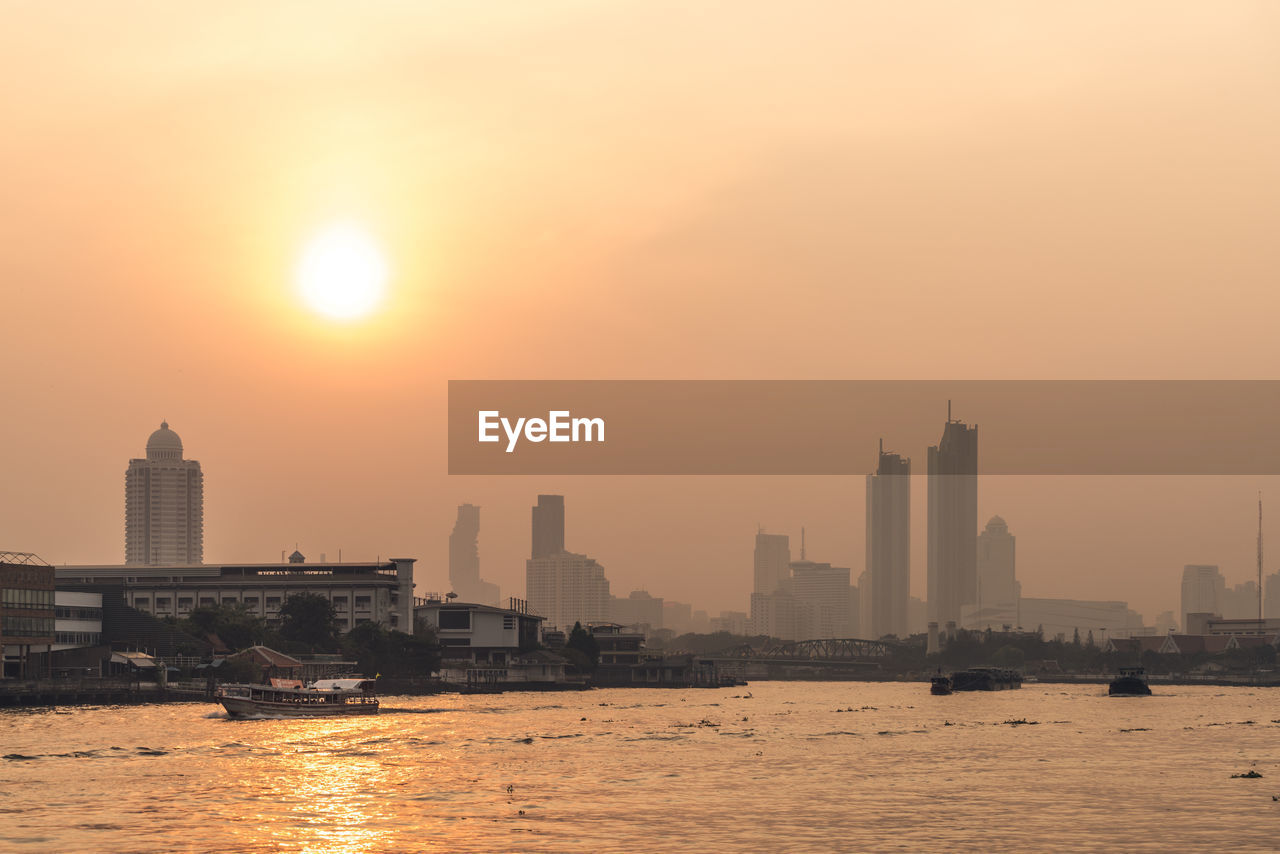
<box><xmin>1</xmin><ymin>683</ymin><xmax>1277</xmax><ymax>852</ymax></box>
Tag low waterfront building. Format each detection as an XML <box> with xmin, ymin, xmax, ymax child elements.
<box><xmin>53</xmin><ymin>591</ymin><xmax>103</xmax><ymax>650</ymax></box>
<box><xmin>413</xmin><ymin>596</ymin><xmax>543</xmax><ymax>667</ymax></box>
<box><xmin>1184</xmin><ymin>613</ymin><xmax>1280</xmax><ymax>637</ymax></box>
<box><xmin>438</xmin><ymin>649</ymin><xmax>575</xmax><ymax>690</ymax></box>
<box><xmin>56</xmin><ymin>554</ymin><xmax>415</xmax><ymax>632</ymax></box>
<box><xmin>590</xmin><ymin>623</ymin><xmax>645</xmax><ymax>668</ymax></box>
<box><xmin>1</xmin><ymin>552</ymin><xmax>55</xmax><ymax>678</ymax></box>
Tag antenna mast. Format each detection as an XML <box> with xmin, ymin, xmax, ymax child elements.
<box><xmin>1259</xmin><ymin>493</ymin><xmax>1264</xmax><ymax>622</ymax></box>
<box><xmin>801</xmin><ymin>526</ymin><xmax>806</xmax><ymax>561</ymax></box>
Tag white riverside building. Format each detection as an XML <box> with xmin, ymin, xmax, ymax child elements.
<box><xmin>56</xmin><ymin>554</ymin><xmax>415</xmax><ymax>632</ymax></box>
<box><xmin>53</xmin><ymin>591</ymin><xmax>102</xmax><ymax>650</ymax></box>
<box><xmin>126</xmin><ymin>422</ymin><xmax>203</xmax><ymax>565</ymax></box>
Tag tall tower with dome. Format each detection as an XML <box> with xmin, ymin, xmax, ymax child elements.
<box><xmin>125</xmin><ymin>421</ymin><xmax>204</xmax><ymax>565</ymax></box>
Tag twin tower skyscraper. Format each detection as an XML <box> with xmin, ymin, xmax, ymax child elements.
<box><xmin>865</xmin><ymin>409</ymin><xmax>978</xmax><ymax>638</ymax></box>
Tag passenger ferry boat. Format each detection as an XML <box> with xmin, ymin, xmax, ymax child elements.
<box><xmin>217</xmin><ymin>678</ymin><xmax>379</xmax><ymax>718</ymax></box>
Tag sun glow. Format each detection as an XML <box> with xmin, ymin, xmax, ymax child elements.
<box><xmin>295</xmin><ymin>222</ymin><xmax>389</xmax><ymax>321</ymax></box>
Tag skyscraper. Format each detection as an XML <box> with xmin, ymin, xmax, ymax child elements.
<box><xmin>525</xmin><ymin>551</ymin><xmax>611</xmax><ymax>629</ymax></box>
<box><xmin>865</xmin><ymin>442</ymin><xmax>910</xmax><ymax>638</ymax></box>
<box><xmin>531</xmin><ymin>494</ymin><xmax>565</xmax><ymax>559</ymax></box>
<box><xmin>976</xmin><ymin>515</ymin><xmax>1018</xmax><ymax>608</ymax></box>
<box><xmin>1180</xmin><ymin>564</ymin><xmax>1224</xmax><ymax>624</ymax></box>
<box><xmin>448</xmin><ymin>503</ymin><xmax>500</xmax><ymax>605</ymax></box>
<box><xmin>125</xmin><ymin>421</ymin><xmax>203</xmax><ymax>565</ymax></box>
<box><xmin>752</xmin><ymin>531</ymin><xmax>791</xmax><ymax>596</ymax></box>
<box><xmin>927</xmin><ymin>408</ymin><xmax>977</xmax><ymax>627</ymax></box>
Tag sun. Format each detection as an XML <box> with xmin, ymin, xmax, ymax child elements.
<box><xmin>295</xmin><ymin>222</ymin><xmax>389</xmax><ymax>321</ymax></box>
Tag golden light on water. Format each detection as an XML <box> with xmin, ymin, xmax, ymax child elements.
<box><xmin>295</xmin><ymin>222</ymin><xmax>389</xmax><ymax>322</ymax></box>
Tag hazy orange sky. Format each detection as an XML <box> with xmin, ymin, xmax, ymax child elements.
<box><xmin>3</xmin><ymin>2</ymin><xmax>1279</xmax><ymax>623</ymax></box>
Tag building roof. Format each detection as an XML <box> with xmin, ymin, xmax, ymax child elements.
<box><xmin>415</xmin><ymin>600</ymin><xmax>544</xmax><ymax>620</ymax></box>
<box><xmin>1161</xmin><ymin>634</ymin><xmax>1234</xmax><ymax>655</ymax></box>
<box><xmin>1105</xmin><ymin>636</ymin><xmax>1169</xmax><ymax>655</ymax></box>
<box><xmin>146</xmin><ymin>421</ymin><xmax>183</xmax><ymax>458</ymax></box>
<box><xmin>232</xmin><ymin>645</ymin><xmax>303</xmax><ymax>669</ymax></box>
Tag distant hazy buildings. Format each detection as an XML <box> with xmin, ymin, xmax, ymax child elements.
<box><xmin>525</xmin><ymin>552</ymin><xmax>611</xmax><ymax>630</ymax></box>
<box><xmin>750</xmin><ymin>590</ymin><xmax>798</xmax><ymax>641</ymax></box>
<box><xmin>524</xmin><ymin>495</ymin><xmax>612</xmax><ymax>630</ymax></box>
<box><xmin>1017</xmin><ymin>597</ymin><xmax>1146</xmax><ymax>641</ymax></box>
<box><xmin>1180</xmin><ymin>564</ymin><xmax>1225</xmax><ymax>625</ymax></box>
<box><xmin>752</xmin><ymin>531</ymin><xmax>791</xmax><ymax>596</ymax></box>
<box><xmin>531</xmin><ymin>495</ymin><xmax>565</xmax><ymax>559</ymax></box>
<box><xmin>125</xmin><ymin>422</ymin><xmax>203</xmax><ymax>565</ymax></box>
<box><xmin>1221</xmin><ymin>580</ymin><xmax>1260</xmax><ymax>620</ymax></box>
<box><xmin>711</xmin><ymin>610</ymin><xmax>748</xmax><ymax>635</ymax></box>
<box><xmin>749</xmin><ymin>530</ymin><xmax>795</xmax><ymax>637</ymax></box>
<box><xmin>611</xmin><ymin>590</ymin><xmax>663</xmax><ymax>629</ymax></box>
<box><xmin>927</xmin><ymin>411</ymin><xmax>977</xmax><ymax>627</ymax></box>
<box><xmin>448</xmin><ymin>504</ymin><xmax>500</xmax><ymax>605</ymax></box>
<box><xmin>1267</xmin><ymin>571</ymin><xmax>1280</xmax><ymax>619</ymax></box>
<box><xmin>789</xmin><ymin>560</ymin><xmax>855</xmax><ymax>639</ymax></box>
<box><xmin>976</xmin><ymin>516</ymin><xmax>1019</xmax><ymax>611</ymax></box>
<box><xmin>865</xmin><ymin>442</ymin><xmax>910</xmax><ymax>638</ymax></box>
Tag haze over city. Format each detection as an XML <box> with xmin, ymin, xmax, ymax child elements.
<box><xmin>5</xmin><ymin>2</ymin><xmax>1280</xmax><ymax>625</ymax></box>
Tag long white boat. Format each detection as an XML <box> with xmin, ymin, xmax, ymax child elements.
<box><xmin>217</xmin><ymin>678</ymin><xmax>379</xmax><ymax>718</ymax></box>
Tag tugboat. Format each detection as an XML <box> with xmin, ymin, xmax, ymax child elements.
<box><xmin>218</xmin><ymin>678</ymin><xmax>379</xmax><ymax>718</ymax></box>
<box><xmin>1108</xmin><ymin>667</ymin><xmax>1152</xmax><ymax>696</ymax></box>
<box><xmin>930</xmin><ymin>674</ymin><xmax>953</xmax><ymax>695</ymax></box>
<box><xmin>950</xmin><ymin>666</ymin><xmax>1022</xmax><ymax>691</ymax></box>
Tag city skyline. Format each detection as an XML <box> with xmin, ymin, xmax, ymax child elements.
<box><xmin>22</xmin><ymin>414</ymin><xmax>1280</xmax><ymax>635</ymax></box>
<box><xmin>5</xmin><ymin>2</ymin><xmax>1280</xmax><ymax>629</ymax></box>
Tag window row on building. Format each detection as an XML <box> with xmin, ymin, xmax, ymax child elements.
<box><xmin>2</xmin><ymin>616</ymin><xmax>55</xmax><ymax>635</ymax></box>
<box><xmin>55</xmin><ymin>631</ymin><xmax>102</xmax><ymax>646</ymax></box>
<box><xmin>131</xmin><ymin>593</ymin><xmax>377</xmax><ymax>614</ymax></box>
<box><xmin>2</xmin><ymin>588</ymin><xmax>55</xmax><ymax>608</ymax></box>
<box><xmin>54</xmin><ymin>606</ymin><xmax>103</xmax><ymax>620</ymax></box>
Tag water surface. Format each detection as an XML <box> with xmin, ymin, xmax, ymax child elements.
<box><xmin>1</xmin><ymin>683</ymin><xmax>1276</xmax><ymax>852</ymax></box>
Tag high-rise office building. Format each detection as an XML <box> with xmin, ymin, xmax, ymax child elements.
<box><xmin>531</xmin><ymin>494</ymin><xmax>565</xmax><ymax>559</ymax></box>
<box><xmin>1180</xmin><ymin>564</ymin><xmax>1225</xmax><ymax>625</ymax></box>
<box><xmin>789</xmin><ymin>560</ymin><xmax>854</xmax><ymax>639</ymax></box>
<box><xmin>976</xmin><ymin>515</ymin><xmax>1018</xmax><ymax>608</ymax></box>
<box><xmin>125</xmin><ymin>421</ymin><xmax>203</xmax><ymax>565</ymax></box>
<box><xmin>753</xmin><ymin>531</ymin><xmax>791</xmax><ymax>596</ymax></box>
<box><xmin>525</xmin><ymin>551</ymin><xmax>610</xmax><ymax>630</ymax></box>
<box><xmin>448</xmin><ymin>504</ymin><xmax>500</xmax><ymax>605</ymax></box>
<box><xmin>927</xmin><ymin>409</ymin><xmax>977</xmax><ymax>627</ymax></box>
<box><xmin>865</xmin><ymin>442</ymin><xmax>910</xmax><ymax>638</ymax></box>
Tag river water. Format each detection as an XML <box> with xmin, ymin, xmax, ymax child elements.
<box><xmin>1</xmin><ymin>682</ymin><xmax>1277</xmax><ymax>852</ymax></box>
